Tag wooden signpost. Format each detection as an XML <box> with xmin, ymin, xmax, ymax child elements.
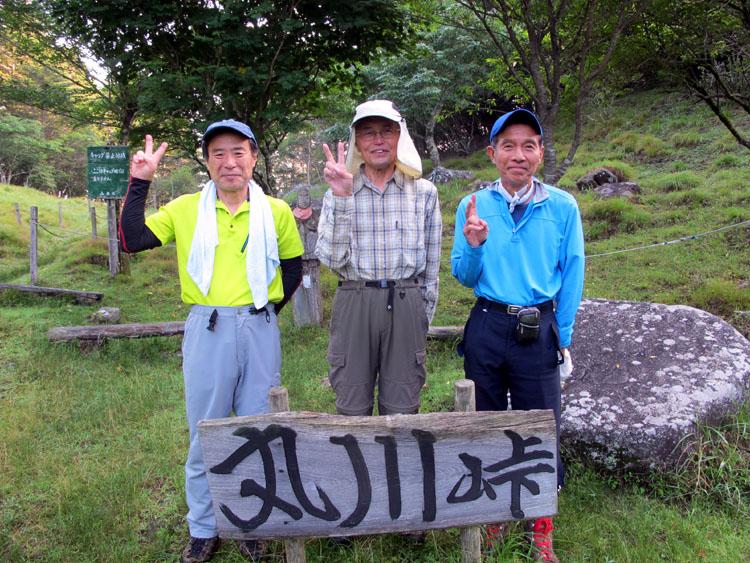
<box><xmin>198</xmin><ymin>409</ymin><xmax>557</xmax><ymax>543</ymax></box>
<box><xmin>87</xmin><ymin>146</ymin><xmax>129</xmax><ymax>276</ymax></box>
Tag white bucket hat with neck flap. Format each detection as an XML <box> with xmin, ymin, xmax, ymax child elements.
<box><xmin>345</xmin><ymin>99</ymin><xmax>422</xmax><ymax>179</ymax></box>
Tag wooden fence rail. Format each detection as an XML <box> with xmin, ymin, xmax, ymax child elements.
<box><xmin>48</xmin><ymin>322</ymin><xmax>463</xmax><ymax>343</ymax></box>
<box><xmin>1</xmin><ymin>284</ymin><xmax>103</xmax><ymax>305</ymax></box>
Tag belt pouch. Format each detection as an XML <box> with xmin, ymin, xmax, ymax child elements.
<box><xmin>515</xmin><ymin>307</ymin><xmax>540</xmax><ymax>343</ymax></box>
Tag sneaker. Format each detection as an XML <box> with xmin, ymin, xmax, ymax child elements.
<box><xmin>526</xmin><ymin>517</ymin><xmax>559</xmax><ymax>562</ymax></box>
<box><xmin>180</xmin><ymin>536</ymin><xmax>220</xmax><ymax>563</ymax></box>
<box><xmin>237</xmin><ymin>539</ymin><xmax>266</xmax><ymax>561</ymax></box>
<box><xmin>483</xmin><ymin>522</ymin><xmax>509</xmax><ymax>553</ymax></box>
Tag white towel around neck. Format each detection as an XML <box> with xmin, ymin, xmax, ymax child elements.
<box><xmin>186</xmin><ymin>180</ymin><xmax>279</xmax><ymax>308</ymax></box>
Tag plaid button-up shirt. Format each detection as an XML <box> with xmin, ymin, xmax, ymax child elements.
<box><xmin>316</xmin><ymin>168</ymin><xmax>442</xmax><ymax>322</ymax></box>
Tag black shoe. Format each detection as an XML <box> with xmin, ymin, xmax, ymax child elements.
<box><xmin>237</xmin><ymin>539</ymin><xmax>267</xmax><ymax>561</ymax></box>
<box><xmin>180</xmin><ymin>536</ymin><xmax>220</xmax><ymax>563</ymax></box>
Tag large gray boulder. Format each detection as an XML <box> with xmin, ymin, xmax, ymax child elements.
<box><xmin>594</xmin><ymin>181</ymin><xmax>641</xmax><ymax>199</ymax></box>
<box><xmin>427</xmin><ymin>167</ymin><xmax>475</xmax><ymax>185</ymax></box>
<box><xmin>563</xmin><ymin>299</ymin><xmax>750</xmax><ymax>470</ymax></box>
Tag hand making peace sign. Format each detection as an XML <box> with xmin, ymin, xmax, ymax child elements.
<box><xmin>322</xmin><ymin>141</ymin><xmax>353</xmax><ymax>197</ymax></box>
<box><xmin>463</xmin><ymin>194</ymin><xmax>489</xmax><ymax>248</ymax></box>
<box><xmin>130</xmin><ymin>135</ymin><xmax>168</xmax><ymax>181</ymax></box>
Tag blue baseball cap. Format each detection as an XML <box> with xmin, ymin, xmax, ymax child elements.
<box><xmin>202</xmin><ymin>119</ymin><xmax>257</xmax><ymax>156</ymax></box>
<box><xmin>489</xmin><ymin>109</ymin><xmax>543</xmax><ymax>144</ymax></box>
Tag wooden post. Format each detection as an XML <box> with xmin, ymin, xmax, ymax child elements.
<box><xmin>15</xmin><ymin>202</ymin><xmax>21</xmax><ymax>225</ymax></box>
<box><xmin>292</xmin><ymin>185</ymin><xmax>322</xmax><ymax>326</ymax></box>
<box><xmin>58</xmin><ymin>202</ymin><xmax>63</xmax><ymax>227</ymax></box>
<box><xmin>29</xmin><ymin>206</ymin><xmax>38</xmax><ymax>285</ymax></box>
<box><xmin>455</xmin><ymin>380</ymin><xmax>482</xmax><ymax>563</ymax></box>
<box><xmin>107</xmin><ymin>199</ymin><xmax>120</xmax><ymax>276</ymax></box>
<box><xmin>269</xmin><ymin>386</ymin><xmax>307</xmax><ymax>563</ymax></box>
<box><xmin>90</xmin><ymin>207</ymin><xmax>97</xmax><ymax>239</ymax></box>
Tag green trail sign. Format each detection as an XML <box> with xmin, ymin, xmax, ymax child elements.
<box><xmin>87</xmin><ymin>146</ymin><xmax>129</xmax><ymax>199</ymax></box>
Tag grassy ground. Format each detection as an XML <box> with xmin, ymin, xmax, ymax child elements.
<box><xmin>1</xmin><ymin>89</ymin><xmax>749</xmax><ymax>562</ymax></box>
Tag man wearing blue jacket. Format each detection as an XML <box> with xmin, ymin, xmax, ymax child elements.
<box><xmin>451</xmin><ymin>109</ymin><xmax>584</xmax><ymax>562</ymax></box>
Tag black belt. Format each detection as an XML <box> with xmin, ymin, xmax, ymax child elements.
<box><xmin>477</xmin><ymin>297</ymin><xmax>554</xmax><ymax>315</ymax></box>
<box><xmin>337</xmin><ymin>279</ymin><xmax>419</xmax><ymax>288</ymax></box>
<box><xmin>337</xmin><ymin>279</ymin><xmax>419</xmax><ymax>311</ymax></box>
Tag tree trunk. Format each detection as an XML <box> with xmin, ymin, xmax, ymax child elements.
<box><xmin>425</xmin><ymin>100</ymin><xmax>444</xmax><ymax>168</ymax></box>
<box><xmin>255</xmin><ymin>144</ymin><xmax>276</xmax><ymax>195</ymax></box>
<box><xmin>540</xmin><ymin>116</ymin><xmax>558</xmax><ymax>185</ymax></box>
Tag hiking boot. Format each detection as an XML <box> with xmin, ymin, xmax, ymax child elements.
<box><xmin>483</xmin><ymin>522</ymin><xmax>509</xmax><ymax>553</ymax></box>
<box><xmin>180</xmin><ymin>536</ymin><xmax>220</xmax><ymax>563</ymax></box>
<box><xmin>237</xmin><ymin>539</ymin><xmax>266</xmax><ymax>561</ymax></box>
<box><xmin>401</xmin><ymin>531</ymin><xmax>427</xmax><ymax>545</ymax></box>
<box><xmin>526</xmin><ymin>517</ymin><xmax>559</xmax><ymax>562</ymax></box>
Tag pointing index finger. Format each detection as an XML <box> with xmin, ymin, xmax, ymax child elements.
<box><xmin>144</xmin><ymin>134</ymin><xmax>153</xmax><ymax>156</ymax></box>
<box><xmin>337</xmin><ymin>141</ymin><xmax>346</xmax><ymax>166</ymax></box>
<box><xmin>322</xmin><ymin>143</ymin><xmax>335</xmax><ymax>164</ymax></box>
<box><xmin>466</xmin><ymin>194</ymin><xmax>477</xmax><ymax>219</ymax></box>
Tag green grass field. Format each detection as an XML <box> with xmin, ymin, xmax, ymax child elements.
<box><xmin>1</xmin><ymin>89</ymin><xmax>749</xmax><ymax>562</ymax></box>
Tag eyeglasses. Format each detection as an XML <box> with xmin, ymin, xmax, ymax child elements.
<box><xmin>356</xmin><ymin>126</ymin><xmax>399</xmax><ymax>142</ymax></box>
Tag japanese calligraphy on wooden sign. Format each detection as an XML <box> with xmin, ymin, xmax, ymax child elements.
<box><xmin>87</xmin><ymin>146</ymin><xmax>129</xmax><ymax>199</ymax></box>
<box><xmin>198</xmin><ymin>410</ymin><xmax>557</xmax><ymax>539</ymax></box>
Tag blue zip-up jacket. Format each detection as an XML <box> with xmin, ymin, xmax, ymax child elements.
<box><xmin>451</xmin><ymin>179</ymin><xmax>585</xmax><ymax>348</ymax></box>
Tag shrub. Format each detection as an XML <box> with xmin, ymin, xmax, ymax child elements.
<box><xmin>583</xmin><ymin>198</ymin><xmax>651</xmax><ymax>239</ymax></box>
<box><xmin>713</xmin><ymin>154</ymin><xmax>742</xmax><ymax>168</ymax></box>
<box><xmin>662</xmin><ymin>188</ymin><xmax>711</xmax><ymax>207</ymax></box>
<box><xmin>690</xmin><ymin>278</ymin><xmax>750</xmax><ymax>317</ymax></box>
<box><xmin>670</xmin><ymin>160</ymin><xmax>687</xmax><ymax>172</ymax></box>
<box><xmin>645</xmin><ymin>171</ymin><xmax>702</xmax><ymax>192</ymax></box>
<box><xmin>610</xmin><ymin>132</ymin><xmax>670</xmax><ymax>158</ymax></box>
<box><xmin>671</xmin><ymin>131</ymin><xmax>702</xmax><ymax>148</ymax></box>
<box><xmin>670</xmin><ymin>405</ymin><xmax>750</xmax><ymax>517</ymax></box>
<box><xmin>710</xmin><ymin>136</ymin><xmax>738</xmax><ymax>153</ymax></box>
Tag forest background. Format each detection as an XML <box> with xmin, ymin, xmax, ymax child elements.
<box><xmin>1</xmin><ymin>0</ymin><xmax>749</xmax><ymax>561</ymax></box>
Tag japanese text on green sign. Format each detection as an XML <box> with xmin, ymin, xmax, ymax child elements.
<box><xmin>87</xmin><ymin>146</ymin><xmax>129</xmax><ymax>199</ymax></box>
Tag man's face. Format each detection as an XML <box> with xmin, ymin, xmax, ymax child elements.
<box><xmin>487</xmin><ymin>123</ymin><xmax>544</xmax><ymax>192</ymax></box>
<box><xmin>205</xmin><ymin>132</ymin><xmax>258</xmax><ymax>194</ymax></box>
<box><xmin>354</xmin><ymin>117</ymin><xmax>400</xmax><ymax>172</ymax></box>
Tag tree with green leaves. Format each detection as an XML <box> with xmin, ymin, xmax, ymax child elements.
<box><xmin>646</xmin><ymin>0</ymin><xmax>749</xmax><ymax>150</ymax></box>
<box><xmin>363</xmin><ymin>15</ymin><xmax>493</xmax><ymax>168</ymax></box>
<box><xmin>133</xmin><ymin>0</ymin><xmax>413</xmax><ymax>192</ymax></box>
<box><xmin>0</xmin><ymin>113</ymin><xmax>58</xmax><ymax>189</ymax></box>
<box><xmin>3</xmin><ymin>0</ymin><xmax>412</xmax><ymax>193</ymax></box>
<box><xmin>457</xmin><ymin>0</ymin><xmax>648</xmax><ymax>183</ymax></box>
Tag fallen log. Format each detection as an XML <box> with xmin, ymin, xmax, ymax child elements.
<box><xmin>427</xmin><ymin>325</ymin><xmax>464</xmax><ymax>340</ymax></box>
<box><xmin>48</xmin><ymin>322</ymin><xmax>464</xmax><ymax>343</ymax></box>
<box><xmin>48</xmin><ymin>321</ymin><xmax>185</xmax><ymax>342</ymax></box>
<box><xmin>0</xmin><ymin>283</ymin><xmax>103</xmax><ymax>305</ymax></box>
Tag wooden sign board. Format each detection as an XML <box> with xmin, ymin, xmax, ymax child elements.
<box><xmin>87</xmin><ymin>146</ymin><xmax>129</xmax><ymax>199</ymax></box>
<box><xmin>198</xmin><ymin>410</ymin><xmax>557</xmax><ymax>539</ymax></box>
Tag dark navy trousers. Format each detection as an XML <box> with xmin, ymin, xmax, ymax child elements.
<box><xmin>459</xmin><ymin>300</ymin><xmax>564</xmax><ymax>488</ymax></box>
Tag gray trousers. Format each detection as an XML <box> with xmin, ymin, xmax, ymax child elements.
<box><xmin>182</xmin><ymin>304</ymin><xmax>281</xmax><ymax>538</ymax></box>
<box><xmin>327</xmin><ymin>280</ymin><xmax>428</xmax><ymax>416</ymax></box>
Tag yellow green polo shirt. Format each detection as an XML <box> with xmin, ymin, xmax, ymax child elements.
<box><xmin>145</xmin><ymin>192</ymin><xmax>303</xmax><ymax>306</ymax></box>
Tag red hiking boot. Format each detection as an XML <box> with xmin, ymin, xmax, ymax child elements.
<box><xmin>526</xmin><ymin>517</ymin><xmax>559</xmax><ymax>562</ymax></box>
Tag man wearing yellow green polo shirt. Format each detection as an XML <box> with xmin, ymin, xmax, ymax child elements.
<box><xmin>119</xmin><ymin>120</ymin><xmax>303</xmax><ymax>563</ymax></box>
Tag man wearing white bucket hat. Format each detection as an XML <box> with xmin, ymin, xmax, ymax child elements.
<box><xmin>316</xmin><ymin>99</ymin><xmax>442</xmax><ymax>418</ymax></box>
